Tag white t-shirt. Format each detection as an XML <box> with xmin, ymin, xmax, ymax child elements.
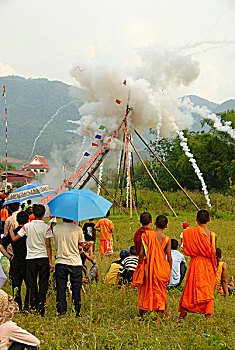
<box><xmin>0</xmin><ymin>321</ymin><xmax>40</xmax><ymax>350</ymax></box>
<box><xmin>53</xmin><ymin>222</ymin><xmax>84</xmax><ymax>266</ymax></box>
<box><xmin>18</xmin><ymin>220</ymin><xmax>53</xmax><ymax>259</ymax></box>
<box><xmin>169</xmin><ymin>250</ymin><xmax>186</xmax><ymax>287</ymax></box>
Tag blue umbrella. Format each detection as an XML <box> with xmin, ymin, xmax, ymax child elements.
<box><xmin>48</xmin><ymin>189</ymin><xmax>112</xmax><ymax>222</ymax></box>
<box><xmin>4</xmin><ymin>183</ymin><xmax>57</xmax><ymax>205</ymax></box>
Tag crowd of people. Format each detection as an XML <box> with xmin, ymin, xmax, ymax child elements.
<box><xmin>0</xmin><ymin>194</ymin><xmax>234</xmax><ymax>349</ymax></box>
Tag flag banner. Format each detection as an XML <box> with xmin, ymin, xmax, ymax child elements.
<box><xmin>40</xmin><ymin>119</ymin><xmax>124</xmax><ymax>205</ymax></box>
<box><xmin>84</xmin><ymin>152</ymin><xmax>90</xmax><ymax>157</ymax></box>
<box><xmin>95</xmin><ymin>134</ymin><xmax>102</xmax><ymax>139</ymax></box>
<box><xmin>92</xmin><ymin>143</ymin><xmax>98</xmax><ymax>147</ymax></box>
<box><xmin>99</xmin><ymin>125</ymin><xmax>105</xmax><ymax>130</ymax></box>
<box><xmin>115</xmin><ymin>99</ymin><xmax>122</xmax><ymax>104</ymax></box>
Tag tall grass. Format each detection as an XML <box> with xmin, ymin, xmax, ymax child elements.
<box><xmin>1</xmin><ymin>192</ymin><xmax>235</xmax><ymax>349</ymax></box>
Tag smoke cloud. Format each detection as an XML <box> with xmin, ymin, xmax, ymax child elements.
<box><xmin>69</xmin><ymin>46</ymin><xmax>200</xmax><ymax>142</ymax></box>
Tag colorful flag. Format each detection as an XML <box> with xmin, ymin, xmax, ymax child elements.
<box><xmin>123</xmin><ymin>79</ymin><xmax>126</xmax><ymax>86</ymax></box>
<box><xmin>115</xmin><ymin>99</ymin><xmax>122</xmax><ymax>104</ymax></box>
<box><xmin>92</xmin><ymin>143</ymin><xmax>98</xmax><ymax>147</ymax></box>
<box><xmin>99</xmin><ymin>125</ymin><xmax>105</xmax><ymax>130</ymax></box>
<box><xmin>84</xmin><ymin>152</ymin><xmax>90</xmax><ymax>157</ymax></box>
<box><xmin>95</xmin><ymin>135</ymin><xmax>101</xmax><ymax>139</ymax></box>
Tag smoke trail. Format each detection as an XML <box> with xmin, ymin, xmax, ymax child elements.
<box><xmin>175</xmin><ymin>125</ymin><xmax>211</xmax><ymax>208</ymax></box>
<box><xmin>180</xmin><ymin>98</ymin><xmax>235</xmax><ymax>139</ymax></box>
<box><xmin>178</xmin><ymin>40</ymin><xmax>235</xmax><ymax>51</ymax></box>
<box><xmin>97</xmin><ymin>162</ymin><xmax>103</xmax><ymax>195</ymax></box>
<box><xmin>28</xmin><ymin>100</ymin><xmax>79</xmax><ymax>161</ymax></box>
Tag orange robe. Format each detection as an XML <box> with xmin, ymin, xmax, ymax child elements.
<box><xmin>178</xmin><ymin>226</ymin><xmax>216</xmax><ymax>314</ymax></box>
<box><xmin>133</xmin><ymin>228</ymin><xmax>171</xmax><ymax>312</ymax></box>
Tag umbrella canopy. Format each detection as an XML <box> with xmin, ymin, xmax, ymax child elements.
<box><xmin>48</xmin><ymin>189</ymin><xmax>112</xmax><ymax>222</ymax></box>
<box><xmin>4</xmin><ymin>183</ymin><xmax>57</xmax><ymax>205</ymax></box>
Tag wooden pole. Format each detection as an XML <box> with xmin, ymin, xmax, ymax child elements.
<box><xmin>134</xmin><ymin>129</ymin><xmax>200</xmax><ymax>211</ymax></box>
<box><xmin>88</xmin><ymin>172</ymin><xmax>129</xmax><ymax>216</ymax></box>
<box><xmin>113</xmin><ymin>135</ymin><xmax>125</xmax><ymax>215</ymax></box>
<box><xmin>119</xmin><ymin>153</ymin><xmax>127</xmax><ymax>215</ymax></box>
<box><xmin>127</xmin><ymin>135</ymin><xmax>178</xmax><ymax>217</ymax></box>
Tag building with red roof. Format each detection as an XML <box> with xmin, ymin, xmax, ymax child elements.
<box><xmin>22</xmin><ymin>155</ymin><xmax>51</xmax><ymax>175</ymax></box>
<box><xmin>1</xmin><ymin>170</ymin><xmax>35</xmax><ymax>184</ymax></box>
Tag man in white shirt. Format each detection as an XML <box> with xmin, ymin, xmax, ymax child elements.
<box><xmin>168</xmin><ymin>239</ymin><xmax>187</xmax><ymax>288</ymax></box>
<box><xmin>11</xmin><ymin>204</ymin><xmax>53</xmax><ymax>316</ymax></box>
<box><xmin>53</xmin><ymin>218</ymin><xmax>84</xmax><ymax>317</ymax></box>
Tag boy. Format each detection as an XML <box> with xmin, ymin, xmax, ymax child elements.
<box><xmin>10</xmin><ymin>204</ymin><xmax>54</xmax><ymax>316</ymax></box>
<box><xmin>154</xmin><ymin>215</ymin><xmax>172</xmax><ymax>268</ymax></box>
<box><xmin>104</xmin><ymin>249</ymin><xmax>129</xmax><ymax>285</ymax></box>
<box><xmin>179</xmin><ymin>210</ymin><xmax>217</xmax><ymax>320</ymax></box>
<box><xmin>116</xmin><ymin>246</ymin><xmax>138</xmax><ymax>286</ymax></box>
<box><xmin>83</xmin><ymin>218</ymin><xmax>96</xmax><ymax>258</ymax></box>
<box><xmin>0</xmin><ymin>211</ymin><xmax>29</xmax><ymax>310</ymax></box>
<box><xmin>168</xmin><ymin>239</ymin><xmax>187</xmax><ymax>288</ymax></box>
<box><xmin>214</xmin><ymin>247</ymin><xmax>234</xmax><ymax>296</ymax></box>
<box><xmin>95</xmin><ymin>210</ymin><xmax>114</xmax><ymax>256</ymax></box>
<box><xmin>132</xmin><ymin>212</ymin><xmax>171</xmax><ymax>322</ymax></box>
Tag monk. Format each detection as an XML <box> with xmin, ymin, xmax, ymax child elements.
<box><xmin>154</xmin><ymin>215</ymin><xmax>172</xmax><ymax>267</ymax></box>
<box><xmin>133</xmin><ymin>212</ymin><xmax>171</xmax><ymax>322</ymax></box>
<box><xmin>179</xmin><ymin>210</ymin><xmax>217</xmax><ymax>320</ymax></box>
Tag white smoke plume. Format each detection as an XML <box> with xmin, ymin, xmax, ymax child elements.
<box><xmin>69</xmin><ymin>46</ymin><xmax>200</xmax><ymax>141</ymax></box>
<box><xmin>180</xmin><ymin>97</ymin><xmax>235</xmax><ymax>139</ymax></box>
<box><xmin>28</xmin><ymin>100</ymin><xmax>79</xmax><ymax>161</ymax></box>
<box><xmin>175</xmin><ymin>126</ymin><xmax>212</xmax><ymax>208</ymax></box>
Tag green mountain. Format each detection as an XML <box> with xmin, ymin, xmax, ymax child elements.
<box><xmin>0</xmin><ymin>76</ymin><xmax>82</xmax><ymax>162</ymax></box>
<box><xmin>0</xmin><ymin>76</ymin><xmax>234</xmax><ymax>164</ymax></box>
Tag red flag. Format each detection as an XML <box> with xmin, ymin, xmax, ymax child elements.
<box><xmin>115</xmin><ymin>99</ymin><xmax>122</xmax><ymax>104</ymax></box>
<box><xmin>92</xmin><ymin>142</ymin><xmax>98</xmax><ymax>147</ymax></box>
<box><xmin>123</xmin><ymin>79</ymin><xmax>126</xmax><ymax>86</ymax></box>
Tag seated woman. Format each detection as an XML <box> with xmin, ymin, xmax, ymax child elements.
<box><xmin>0</xmin><ymin>289</ymin><xmax>40</xmax><ymax>350</ymax></box>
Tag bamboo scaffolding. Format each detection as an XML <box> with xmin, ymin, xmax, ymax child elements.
<box><xmin>88</xmin><ymin>172</ymin><xmax>129</xmax><ymax>216</ymax></box>
<box><xmin>127</xmin><ymin>135</ymin><xmax>178</xmax><ymax>217</ymax></box>
<box><xmin>134</xmin><ymin>129</ymin><xmax>200</xmax><ymax>211</ymax></box>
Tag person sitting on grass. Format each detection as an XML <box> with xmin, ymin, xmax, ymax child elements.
<box><xmin>82</xmin><ymin>218</ymin><xmax>96</xmax><ymax>259</ymax></box>
<box><xmin>0</xmin><ymin>289</ymin><xmax>40</xmax><ymax>350</ymax></box>
<box><xmin>95</xmin><ymin>210</ymin><xmax>114</xmax><ymax>256</ymax></box>
<box><xmin>0</xmin><ymin>211</ymin><xmax>29</xmax><ymax>310</ymax></box>
<box><xmin>168</xmin><ymin>239</ymin><xmax>187</xmax><ymax>288</ymax></box>
<box><xmin>214</xmin><ymin>248</ymin><xmax>234</xmax><ymax>296</ymax></box>
<box><xmin>104</xmin><ymin>249</ymin><xmax>130</xmax><ymax>285</ymax></box>
<box><xmin>116</xmin><ymin>246</ymin><xmax>138</xmax><ymax>287</ymax></box>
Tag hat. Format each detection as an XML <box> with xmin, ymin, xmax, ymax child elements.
<box><xmin>0</xmin><ymin>289</ymin><xmax>8</xmax><ymax>312</ymax></box>
<box><xmin>120</xmin><ymin>249</ymin><xmax>130</xmax><ymax>260</ymax></box>
<box><xmin>182</xmin><ymin>222</ymin><xmax>189</xmax><ymax>229</ymax></box>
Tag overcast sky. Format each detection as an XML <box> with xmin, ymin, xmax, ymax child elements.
<box><xmin>0</xmin><ymin>0</ymin><xmax>234</xmax><ymax>103</ymax></box>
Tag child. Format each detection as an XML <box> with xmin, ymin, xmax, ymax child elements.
<box><xmin>154</xmin><ymin>215</ymin><xmax>172</xmax><ymax>268</ymax></box>
<box><xmin>95</xmin><ymin>210</ymin><xmax>114</xmax><ymax>256</ymax></box>
<box><xmin>82</xmin><ymin>219</ymin><xmax>96</xmax><ymax>258</ymax></box>
<box><xmin>168</xmin><ymin>239</ymin><xmax>187</xmax><ymax>288</ymax></box>
<box><xmin>0</xmin><ymin>211</ymin><xmax>29</xmax><ymax>310</ymax></box>
<box><xmin>0</xmin><ymin>289</ymin><xmax>40</xmax><ymax>349</ymax></box>
<box><xmin>214</xmin><ymin>248</ymin><xmax>234</xmax><ymax>296</ymax></box>
<box><xmin>116</xmin><ymin>246</ymin><xmax>138</xmax><ymax>286</ymax></box>
<box><xmin>104</xmin><ymin>249</ymin><xmax>129</xmax><ymax>285</ymax></box>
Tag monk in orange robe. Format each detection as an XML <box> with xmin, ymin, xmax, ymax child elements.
<box><xmin>179</xmin><ymin>210</ymin><xmax>217</xmax><ymax>320</ymax></box>
<box><xmin>133</xmin><ymin>213</ymin><xmax>171</xmax><ymax>322</ymax></box>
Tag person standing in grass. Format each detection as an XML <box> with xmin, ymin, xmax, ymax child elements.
<box><xmin>53</xmin><ymin>218</ymin><xmax>84</xmax><ymax>317</ymax></box>
<box><xmin>132</xmin><ymin>212</ymin><xmax>171</xmax><ymax>322</ymax></box>
<box><xmin>95</xmin><ymin>210</ymin><xmax>114</xmax><ymax>256</ymax></box>
<box><xmin>178</xmin><ymin>210</ymin><xmax>217</xmax><ymax>320</ymax></box>
<box><xmin>10</xmin><ymin>205</ymin><xmax>54</xmax><ymax>316</ymax></box>
<box><xmin>82</xmin><ymin>218</ymin><xmax>96</xmax><ymax>258</ymax></box>
<box><xmin>0</xmin><ymin>211</ymin><xmax>29</xmax><ymax>310</ymax></box>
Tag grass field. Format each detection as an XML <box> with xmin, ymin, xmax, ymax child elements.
<box><xmin>1</xmin><ymin>200</ymin><xmax>235</xmax><ymax>349</ymax></box>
